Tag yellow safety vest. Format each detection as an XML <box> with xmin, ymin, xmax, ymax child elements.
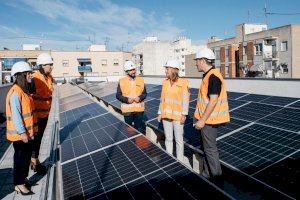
<box><xmin>160</xmin><ymin>78</ymin><xmax>189</xmax><ymax>121</ymax></box>
<box><xmin>6</xmin><ymin>84</ymin><xmax>37</xmax><ymax>141</ymax></box>
<box><xmin>119</xmin><ymin>76</ymin><xmax>145</xmax><ymax>113</ymax></box>
<box><xmin>194</xmin><ymin>69</ymin><xmax>230</xmax><ymax>124</ymax></box>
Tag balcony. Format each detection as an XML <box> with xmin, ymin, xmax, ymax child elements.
<box><xmin>78</xmin><ymin>65</ymin><xmax>92</xmax><ymax>72</ymax></box>
<box><xmin>263</xmin><ymin>51</ymin><xmax>278</xmax><ymax>60</ymax></box>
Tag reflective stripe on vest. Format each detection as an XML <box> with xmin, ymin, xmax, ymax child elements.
<box><xmin>7</xmin><ymin>125</ymin><xmax>34</xmax><ymax>134</ymax></box>
<box><xmin>194</xmin><ymin>68</ymin><xmax>230</xmax><ymax>124</ymax></box>
<box><xmin>6</xmin><ymin>112</ymin><xmax>33</xmax><ymax>121</ymax></box>
<box><xmin>119</xmin><ymin>76</ymin><xmax>145</xmax><ymax>113</ymax></box>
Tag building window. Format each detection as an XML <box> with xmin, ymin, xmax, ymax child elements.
<box><xmin>225</xmin><ymin>48</ymin><xmax>229</xmax><ymax>57</ymax></box>
<box><xmin>281</xmin><ymin>41</ymin><xmax>288</xmax><ymax>51</ymax></box>
<box><xmin>63</xmin><ymin>73</ymin><xmax>68</xmax><ymax>77</ymax></box>
<box><xmin>255</xmin><ymin>43</ymin><xmax>263</xmax><ymax>55</ymax></box>
<box><xmin>181</xmin><ymin>48</ymin><xmax>185</xmax><ymax>51</ymax></box>
<box><xmin>181</xmin><ymin>55</ymin><xmax>184</xmax><ymax>58</ymax></box>
<box><xmin>113</xmin><ymin>59</ymin><xmax>119</xmax><ymax>66</ymax></box>
<box><xmin>2</xmin><ymin>58</ymin><xmax>27</xmax><ymax>70</ymax></box>
<box><xmin>182</xmin><ymin>62</ymin><xmax>184</xmax><ymax>65</ymax></box>
<box><xmin>215</xmin><ymin>50</ymin><xmax>220</xmax><ymax>60</ymax></box>
<box><xmin>101</xmin><ymin>72</ymin><xmax>107</xmax><ymax>76</ymax></box>
<box><xmin>62</xmin><ymin>60</ymin><xmax>69</xmax><ymax>67</ymax></box>
<box><xmin>243</xmin><ymin>46</ymin><xmax>248</xmax><ymax>55</ymax></box>
<box><xmin>113</xmin><ymin>72</ymin><xmax>119</xmax><ymax>76</ymax></box>
<box><xmin>225</xmin><ymin>66</ymin><xmax>229</xmax><ymax>76</ymax></box>
<box><xmin>101</xmin><ymin>59</ymin><xmax>107</xmax><ymax>66</ymax></box>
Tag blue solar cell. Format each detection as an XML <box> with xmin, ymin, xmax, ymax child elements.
<box><xmin>257</xmin><ymin>107</ymin><xmax>300</xmax><ymax>132</ymax></box>
<box><xmin>237</xmin><ymin>94</ymin><xmax>271</xmax><ymax>102</ymax></box>
<box><xmin>230</xmin><ymin>102</ymin><xmax>281</xmax><ymax>122</ymax></box>
<box><xmin>260</xmin><ymin>96</ymin><xmax>299</xmax><ymax>107</ymax></box>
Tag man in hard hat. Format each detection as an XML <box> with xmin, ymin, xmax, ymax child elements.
<box><xmin>30</xmin><ymin>53</ymin><xmax>54</xmax><ymax>175</ymax></box>
<box><xmin>193</xmin><ymin>48</ymin><xmax>230</xmax><ymax>179</ymax></box>
<box><xmin>116</xmin><ymin>60</ymin><xmax>147</xmax><ymax>132</ymax></box>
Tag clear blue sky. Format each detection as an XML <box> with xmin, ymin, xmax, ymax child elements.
<box><xmin>0</xmin><ymin>0</ymin><xmax>299</xmax><ymax>50</ymax></box>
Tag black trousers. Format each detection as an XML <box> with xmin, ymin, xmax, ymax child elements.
<box><xmin>13</xmin><ymin>140</ymin><xmax>32</xmax><ymax>185</ymax></box>
<box><xmin>32</xmin><ymin>117</ymin><xmax>48</xmax><ymax>158</ymax></box>
<box><xmin>124</xmin><ymin>112</ymin><xmax>144</xmax><ymax>132</ymax></box>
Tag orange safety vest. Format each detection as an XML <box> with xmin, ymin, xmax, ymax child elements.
<box><xmin>32</xmin><ymin>71</ymin><xmax>53</xmax><ymax>118</ymax></box>
<box><xmin>160</xmin><ymin>78</ymin><xmax>189</xmax><ymax>121</ymax></box>
<box><xmin>6</xmin><ymin>84</ymin><xmax>37</xmax><ymax>141</ymax></box>
<box><xmin>119</xmin><ymin>76</ymin><xmax>145</xmax><ymax>113</ymax></box>
<box><xmin>194</xmin><ymin>68</ymin><xmax>230</xmax><ymax>125</ymax></box>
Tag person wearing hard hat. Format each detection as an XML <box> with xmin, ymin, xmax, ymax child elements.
<box><xmin>30</xmin><ymin>53</ymin><xmax>54</xmax><ymax>175</ymax></box>
<box><xmin>194</xmin><ymin>48</ymin><xmax>230</xmax><ymax>179</ymax></box>
<box><xmin>157</xmin><ymin>59</ymin><xmax>190</xmax><ymax>162</ymax></box>
<box><xmin>116</xmin><ymin>60</ymin><xmax>147</xmax><ymax>132</ymax></box>
<box><xmin>6</xmin><ymin>62</ymin><xmax>36</xmax><ymax>195</ymax></box>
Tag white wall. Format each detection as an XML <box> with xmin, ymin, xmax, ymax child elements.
<box><xmin>143</xmin><ymin>76</ymin><xmax>300</xmax><ymax>98</ymax></box>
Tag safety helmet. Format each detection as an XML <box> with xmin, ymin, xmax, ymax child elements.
<box><xmin>164</xmin><ymin>59</ymin><xmax>180</xmax><ymax>70</ymax></box>
<box><xmin>124</xmin><ymin>60</ymin><xmax>136</xmax><ymax>71</ymax></box>
<box><xmin>11</xmin><ymin>61</ymin><xmax>32</xmax><ymax>76</ymax></box>
<box><xmin>37</xmin><ymin>53</ymin><xmax>53</xmax><ymax>66</ymax></box>
<box><xmin>195</xmin><ymin>48</ymin><xmax>215</xmax><ymax>60</ymax></box>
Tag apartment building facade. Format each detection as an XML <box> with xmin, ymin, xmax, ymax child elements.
<box><xmin>207</xmin><ymin>24</ymin><xmax>300</xmax><ymax>78</ymax></box>
<box><xmin>0</xmin><ymin>48</ymin><xmax>132</xmax><ymax>84</ymax></box>
<box><xmin>133</xmin><ymin>37</ymin><xmax>204</xmax><ymax>76</ymax></box>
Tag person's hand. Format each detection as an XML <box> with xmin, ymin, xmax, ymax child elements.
<box><xmin>20</xmin><ymin>133</ymin><xmax>29</xmax><ymax>143</ymax></box>
<box><xmin>180</xmin><ymin>115</ymin><xmax>186</xmax><ymax>124</ymax></box>
<box><xmin>128</xmin><ymin>98</ymin><xmax>134</xmax><ymax>104</ymax></box>
<box><xmin>194</xmin><ymin>119</ymin><xmax>205</xmax><ymax>130</ymax></box>
<box><xmin>157</xmin><ymin>115</ymin><xmax>162</xmax><ymax>122</ymax></box>
<box><xmin>134</xmin><ymin>97</ymin><xmax>140</xmax><ymax>103</ymax></box>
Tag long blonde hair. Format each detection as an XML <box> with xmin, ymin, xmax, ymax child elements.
<box><xmin>169</xmin><ymin>68</ymin><xmax>179</xmax><ymax>82</ymax></box>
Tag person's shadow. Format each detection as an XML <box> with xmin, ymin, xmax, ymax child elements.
<box><xmin>0</xmin><ymin>157</ymin><xmax>51</xmax><ymax>199</ymax></box>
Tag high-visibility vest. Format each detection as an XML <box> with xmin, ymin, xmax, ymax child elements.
<box><xmin>119</xmin><ymin>76</ymin><xmax>145</xmax><ymax>113</ymax></box>
<box><xmin>32</xmin><ymin>71</ymin><xmax>53</xmax><ymax>118</ymax></box>
<box><xmin>194</xmin><ymin>68</ymin><xmax>230</xmax><ymax>124</ymax></box>
<box><xmin>160</xmin><ymin>78</ymin><xmax>189</xmax><ymax>121</ymax></box>
<box><xmin>6</xmin><ymin>84</ymin><xmax>37</xmax><ymax>141</ymax></box>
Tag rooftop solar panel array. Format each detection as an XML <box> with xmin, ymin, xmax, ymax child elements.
<box><xmin>78</xmin><ymin>81</ymin><xmax>299</xmax><ymax>199</ymax></box>
<box><xmin>58</xmin><ymin>83</ymin><xmax>233</xmax><ymax>200</ymax></box>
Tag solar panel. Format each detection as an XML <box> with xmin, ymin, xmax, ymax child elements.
<box><xmin>259</xmin><ymin>96</ymin><xmax>299</xmax><ymax>107</ymax></box>
<box><xmin>147</xmin><ymin>90</ymin><xmax>162</xmax><ymax>99</ymax></box>
<box><xmin>257</xmin><ymin>107</ymin><xmax>300</xmax><ymax>132</ymax></box>
<box><xmin>227</xmin><ymin>91</ymin><xmax>248</xmax><ymax>100</ymax></box>
<box><xmin>60</xmin><ymin>113</ymin><xmax>140</xmax><ymax>163</ymax></box>
<box><xmin>144</xmin><ymin>99</ymin><xmax>160</xmax><ymax>109</ymax></box>
<box><xmin>217</xmin><ymin>118</ymin><xmax>250</xmax><ymax>138</ymax></box>
<box><xmin>59</xmin><ymin>93</ymin><xmax>88</xmax><ymax>105</ymax></box>
<box><xmin>59</xmin><ymin>102</ymin><xmax>108</xmax><ymax>128</ymax></box>
<box><xmin>230</xmin><ymin>102</ymin><xmax>281</xmax><ymax>122</ymax></box>
<box><xmin>228</xmin><ymin>99</ymin><xmax>249</xmax><ymax>110</ymax></box>
<box><xmin>237</xmin><ymin>94</ymin><xmax>271</xmax><ymax>102</ymax></box>
<box><xmin>287</xmin><ymin>100</ymin><xmax>300</xmax><ymax>109</ymax></box>
<box><xmin>252</xmin><ymin>151</ymin><xmax>299</xmax><ymax>199</ymax></box>
<box><xmin>101</xmin><ymin>93</ymin><xmax>117</xmax><ymax>103</ymax></box>
<box><xmin>218</xmin><ymin>124</ymin><xmax>299</xmax><ymax>175</ymax></box>
<box><xmin>61</xmin><ymin>135</ymin><xmax>232</xmax><ymax>199</ymax></box>
<box><xmin>190</xmin><ymin>88</ymin><xmax>198</xmax><ymax>95</ymax></box>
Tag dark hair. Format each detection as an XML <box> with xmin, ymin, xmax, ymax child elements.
<box><xmin>14</xmin><ymin>72</ymin><xmax>30</xmax><ymax>94</ymax></box>
<box><xmin>203</xmin><ymin>58</ymin><xmax>215</xmax><ymax>67</ymax></box>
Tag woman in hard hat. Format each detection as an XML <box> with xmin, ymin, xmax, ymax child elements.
<box><xmin>158</xmin><ymin>59</ymin><xmax>190</xmax><ymax>162</ymax></box>
<box><xmin>30</xmin><ymin>53</ymin><xmax>54</xmax><ymax>175</ymax></box>
<box><xmin>6</xmin><ymin>61</ymin><xmax>36</xmax><ymax>195</ymax></box>
<box><xmin>116</xmin><ymin>60</ymin><xmax>147</xmax><ymax>132</ymax></box>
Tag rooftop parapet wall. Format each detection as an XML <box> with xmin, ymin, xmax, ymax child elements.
<box><xmin>142</xmin><ymin>76</ymin><xmax>300</xmax><ymax>98</ymax></box>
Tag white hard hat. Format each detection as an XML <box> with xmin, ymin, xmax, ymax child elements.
<box><xmin>124</xmin><ymin>60</ymin><xmax>136</xmax><ymax>71</ymax></box>
<box><xmin>11</xmin><ymin>61</ymin><xmax>32</xmax><ymax>76</ymax></box>
<box><xmin>195</xmin><ymin>48</ymin><xmax>215</xmax><ymax>60</ymax></box>
<box><xmin>37</xmin><ymin>53</ymin><xmax>53</xmax><ymax>66</ymax></box>
<box><xmin>164</xmin><ymin>59</ymin><xmax>180</xmax><ymax>70</ymax></box>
